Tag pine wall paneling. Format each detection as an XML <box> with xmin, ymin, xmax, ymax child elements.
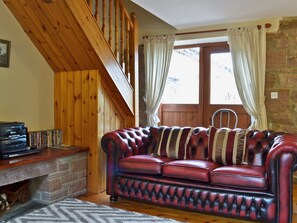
<box><xmin>55</xmin><ymin>70</ymin><xmax>124</xmax><ymax>193</ymax></box>
<box><xmin>4</xmin><ymin>0</ymin><xmax>135</xmax><ymax>117</ymax></box>
<box><xmin>5</xmin><ymin>0</ymin><xmax>137</xmax><ymax>192</ymax></box>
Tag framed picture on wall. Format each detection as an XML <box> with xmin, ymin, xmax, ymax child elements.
<box><xmin>0</xmin><ymin>39</ymin><xmax>11</xmax><ymax>68</ymax></box>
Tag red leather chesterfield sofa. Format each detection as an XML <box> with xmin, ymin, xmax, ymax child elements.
<box><xmin>101</xmin><ymin>126</ymin><xmax>297</xmax><ymax>223</ymax></box>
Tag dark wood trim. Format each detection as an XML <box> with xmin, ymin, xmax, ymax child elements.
<box><xmin>174</xmin><ymin>41</ymin><xmax>228</xmax><ymax>50</ymax></box>
<box><xmin>0</xmin><ymin>146</ymin><xmax>89</xmax><ymax>170</ymax></box>
<box><xmin>161</xmin><ymin>104</ymin><xmax>199</xmax><ymax>112</ymax></box>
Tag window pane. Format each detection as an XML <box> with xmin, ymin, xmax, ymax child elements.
<box><xmin>162</xmin><ymin>47</ymin><xmax>199</xmax><ymax>104</ymax></box>
<box><xmin>210</xmin><ymin>52</ymin><xmax>242</xmax><ymax>105</ymax></box>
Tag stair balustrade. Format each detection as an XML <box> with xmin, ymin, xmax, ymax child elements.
<box><xmin>86</xmin><ymin>0</ymin><xmax>138</xmax><ymax>84</ymax></box>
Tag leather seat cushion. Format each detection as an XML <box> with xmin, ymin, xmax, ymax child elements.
<box><xmin>162</xmin><ymin>160</ymin><xmax>220</xmax><ymax>182</ymax></box>
<box><xmin>118</xmin><ymin>155</ymin><xmax>174</xmax><ymax>174</ymax></box>
<box><xmin>210</xmin><ymin>165</ymin><xmax>268</xmax><ymax>190</ymax></box>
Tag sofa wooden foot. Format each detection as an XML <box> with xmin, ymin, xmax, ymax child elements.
<box><xmin>110</xmin><ymin>196</ymin><xmax>118</xmax><ymax>202</ymax></box>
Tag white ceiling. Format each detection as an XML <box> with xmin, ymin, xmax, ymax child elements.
<box><xmin>130</xmin><ymin>0</ymin><xmax>297</xmax><ymax>29</ymax></box>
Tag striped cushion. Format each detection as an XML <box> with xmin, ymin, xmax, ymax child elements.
<box><xmin>208</xmin><ymin>126</ymin><xmax>247</xmax><ymax>165</ymax></box>
<box><xmin>153</xmin><ymin>127</ymin><xmax>193</xmax><ymax>159</ymax></box>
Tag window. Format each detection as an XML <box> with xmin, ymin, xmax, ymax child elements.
<box><xmin>210</xmin><ymin>52</ymin><xmax>242</xmax><ymax>104</ymax></box>
<box><xmin>159</xmin><ymin>42</ymin><xmax>249</xmax><ymax>128</ymax></box>
<box><xmin>162</xmin><ymin>47</ymin><xmax>199</xmax><ymax>104</ymax></box>
<box><xmin>163</xmin><ymin>45</ymin><xmax>242</xmax><ymax>105</ymax></box>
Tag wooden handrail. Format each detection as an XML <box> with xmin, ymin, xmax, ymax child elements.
<box><xmin>85</xmin><ymin>0</ymin><xmax>138</xmax><ymax>83</ymax></box>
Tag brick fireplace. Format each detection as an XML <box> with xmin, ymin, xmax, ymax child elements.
<box><xmin>0</xmin><ymin>147</ymin><xmax>89</xmax><ymax>206</ymax></box>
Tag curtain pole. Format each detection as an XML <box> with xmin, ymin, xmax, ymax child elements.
<box><xmin>175</xmin><ymin>23</ymin><xmax>271</xmax><ymax>36</ymax></box>
<box><xmin>143</xmin><ymin>23</ymin><xmax>271</xmax><ymax>39</ymax></box>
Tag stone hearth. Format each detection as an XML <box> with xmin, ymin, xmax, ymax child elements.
<box><xmin>31</xmin><ymin>152</ymin><xmax>87</xmax><ymax>203</ymax></box>
<box><xmin>0</xmin><ymin>147</ymin><xmax>88</xmax><ymax>206</ymax></box>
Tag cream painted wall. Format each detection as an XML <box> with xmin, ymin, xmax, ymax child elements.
<box><xmin>0</xmin><ymin>1</ymin><xmax>54</xmax><ymax>131</ymax></box>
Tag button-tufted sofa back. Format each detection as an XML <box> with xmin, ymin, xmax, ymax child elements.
<box><xmin>245</xmin><ymin>130</ymin><xmax>279</xmax><ymax>166</ymax></box>
<box><xmin>186</xmin><ymin>127</ymin><xmax>209</xmax><ymax>160</ymax></box>
<box><xmin>104</xmin><ymin>126</ymin><xmax>281</xmax><ymax>167</ymax></box>
<box><xmin>186</xmin><ymin>127</ymin><xmax>280</xmax><ymax>166</ymax></box>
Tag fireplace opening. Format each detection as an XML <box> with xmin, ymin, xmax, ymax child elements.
<box><xmin>0</xmin><ymin>147</ymin><xmax>88</xmax><ymax>221</ymax></box>
<box><xmin>0</xmin><ymin>179</ymin><xmax>46</xmax><ymax>222</ymax></box>
<box><xmin>0</xmin><ymin>180</ymin><xmax>30</xmax><ymax>207</ymax></box>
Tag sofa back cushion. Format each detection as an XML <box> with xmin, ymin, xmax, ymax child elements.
<box><xmin>153</xmin><ymin>126</ymin><xmax>193</xmax><ymax>159</ymax></box>
<box><xmin>208</xmin><ymin>126</ymin><xmax>247</xmax><ymax>165</ymax></box>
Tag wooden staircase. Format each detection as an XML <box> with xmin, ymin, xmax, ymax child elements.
<box><xmin>3</xmin><ymin>0</ymin><xmax>139</xmax><ymax>193</ymax></box>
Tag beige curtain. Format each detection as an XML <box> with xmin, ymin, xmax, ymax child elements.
<box><xmin>144</xmin><ymin>34</ymin><xmax>175</xmax><ymax>126</ymax></box>
<box><xmin>228</xmin><ymin>26</ymin><xmax>268</xmax><ymax>130</ymax></box>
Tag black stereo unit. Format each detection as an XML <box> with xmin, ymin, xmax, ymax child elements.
<box><xmin>0</xmin><ymin>122</ymin><xmax>41</xmax><ymax>159</ymax></box>
<box><xmin>0</xmin><ymin>121</ymin><xmax>27</xmax><ymax>139</ymax></box>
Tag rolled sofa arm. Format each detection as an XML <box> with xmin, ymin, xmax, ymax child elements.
<box><xmin>265</xmin><ymin>134</ymin><xmax>297</xmax><ymax>223</ymax></box>
<box><xmin>101</xmin><ymin>127</ymin><xmax>152</xmax><ymax>198</ymax></box>
<box><xmin>101</xmin><ymin>126</ymin><xmax>152</xmax><ymax>158</ymax></box>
